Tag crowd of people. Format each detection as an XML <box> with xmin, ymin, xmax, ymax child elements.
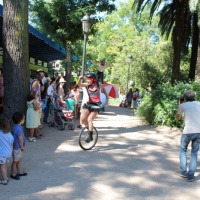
<box><xmin>28</xmin><ymin>69</ymin><xmax>83</xmax><ymax>142</ymax></box>
<box><xmin>0</xmin><ymin>70</ymin><xmax>109</xmax><ymax>185</ymax></box>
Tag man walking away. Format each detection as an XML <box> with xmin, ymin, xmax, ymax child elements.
<box><xmin>176</xmin><ymin>90</ymin><xmax>200</xmax><ymax>182</ymax></box>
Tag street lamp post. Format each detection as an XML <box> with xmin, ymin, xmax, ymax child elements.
<box><xmin>126</xmin><ymin>54</ymin><xmax>132</xmax><ymax>94</ymax></box>
<box><xmin>81</xmin><ymin>14</ymin><xmax>91</xmax><ymax>76</ymax></box>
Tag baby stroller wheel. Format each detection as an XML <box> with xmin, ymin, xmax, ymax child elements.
<box><xmin>68</xmin><ymin>123</ymin><xmax>75</xmax><ymax>130</ymax></box>
<box><xmin>58</xmin><ymin>124</ymin><xmax>65</xmax><ymax>130</ymax></box>
<box><xmin>48</xmin><ymin>121</ymin><xmax>55</xmax><ymax>127</ymax></box>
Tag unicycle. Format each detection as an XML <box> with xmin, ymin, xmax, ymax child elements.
<box><xmin>78</xmin><ymin>126</ymin><xmax>98</xmax><ymax>150</ymax></box>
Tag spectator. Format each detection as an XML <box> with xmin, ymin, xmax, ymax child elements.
<box><xmin>41</xmin><ymin>77</ymin><xmax>51</xmax><ymax>123</ymax></box>
<box><xmin>133</xmin><ymin>88</ymin><xmax>139</xmax><ymax>109</ymax></box>
<box><xmin>0</xmin><ymin>118</ymin><xmax>14</xmax><ymax>185</ymax></box>
<box><xmin>57</xmin><ymin>77</ymin><xmax>66</xmax><ymax>100</ymax></box>
<box><xmin>47</xmin><ymin>78</ymin><xmax>59</xmax><ymax>117</ymax></box>
<box><xmin>126</xmin><ymin>88</ymin><xmax>133</xmax><ymax>108</ymax></box>
<box><xmin>70</xmin><ymin>84</ymin><xmax>80</xmax><ymax>118</ymax></box>
<box><xmin>66</xmin><ymin>93</ymin><xmax>76</xmax><ymax>112</ymax></box>
<box><xmin>176</xmin><ymin>90</ymin><xmax>200</xmax><ymax>182</ymax></box>
<box><xmin>31</xmin><ymin>69</ymin><xmax>45</xmax><ymax>131</ymax></box>
<box><xmin>26</xmin><ymin>91</ymin><xmax>43</xmax><ymax>142</ymax></box>
<box><xmin>10</xmin><ymin>112</ymin><xmax>27</xmax><ymax>181</ymax></box>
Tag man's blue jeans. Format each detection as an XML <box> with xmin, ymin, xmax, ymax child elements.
<box><xmin>179</xmin><ymin>133</ymin><xmax>200</xmax><ymax>178</ymax></box>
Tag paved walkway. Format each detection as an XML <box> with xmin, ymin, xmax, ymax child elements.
<box><xmin>1</xmin><ymin>105</ymin><xmax>200</xmax><ymax>200</ymax></box>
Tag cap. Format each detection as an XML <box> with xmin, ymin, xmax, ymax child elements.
<box><xmin>69</xmin><ymin>93</ymin><xmax>75</xmax><ymax>98</ymax></box>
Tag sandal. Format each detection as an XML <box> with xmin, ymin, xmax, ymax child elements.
<box><xmin>0</xmin><ymin>179</ymin><xmax>8</xmax><ymax>185</ymax></box>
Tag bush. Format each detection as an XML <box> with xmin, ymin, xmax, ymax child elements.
<box><xmin>137</xmin><ymin>81</ymin><xmax>200</xmax><ymax>127</ymax></box>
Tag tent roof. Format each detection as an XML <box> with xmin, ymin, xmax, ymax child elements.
<box><xmin>0</xmin><ymin>4</ymin><xmax>66</xmax><ymax>62</ymax></box>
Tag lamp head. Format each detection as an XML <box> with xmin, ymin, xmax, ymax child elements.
<box><xmin>128</xmin><ymin>54</ymin><xmax>132</xmax><ymax>63</ymax></box>
<box><xmin>82</xmin><ymin>14</ymin><xmax>91</xmax><ymax>33</ymax></box>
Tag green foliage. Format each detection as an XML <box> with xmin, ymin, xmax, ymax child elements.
<box><xmin>137</xmin><ymin>81</ymin><xmax>200</xmax><ymax>127</ymax></box>
<box><xmin>87</xmin><ymin>0</ymin><xmax>174</xmax><ymax>89</ymax></box>
<box><xmin>30</xmin><ymin>0</ymin><xmax>116</xmax><ymax>45</ymax></box>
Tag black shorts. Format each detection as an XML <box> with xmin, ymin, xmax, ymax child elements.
<box><xmin>82</xmin><ymin>102</ymin><xmax>104</xmax><ymax>112</ymax></box>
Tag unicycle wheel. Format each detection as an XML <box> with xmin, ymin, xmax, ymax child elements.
<box><xmin>78</xmin><ymin>126</ymin><xmax>98</xmax><ymax>150</ymax></box>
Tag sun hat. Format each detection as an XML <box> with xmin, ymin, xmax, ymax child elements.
<box><xmin>36</xmin><ymin>69</ymin><xmax>44</xmax><ymax>74</ymax></box>
<box><xmin>59</xmin><ymin>77</ymin><xmax>66</xmax><ymax>83</ymax></box>
<box><xmin>69</xmin><ymin>93</ymin><xmax>75</xmax><ymax>98</ymax></box>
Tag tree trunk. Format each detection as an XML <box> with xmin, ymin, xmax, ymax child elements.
<box><xmin>189</xmin><ymin>13</ymin><xmax>199</xmax><ymax>80</ymax></box>
<box><xmin>3</xmin><ymin>0</ymin><xmax>29</xmax><ymax>119</ymax></box>
<box><xmin>197</xmin><ymin>33</ymin><xmax>200</xmax><ymax>79</ymax></box>
<box><xmin>195</xmin><ymin>1</ymin><xmax>200</xmax><ymax>80</ymax></box>
<box><xmin>171</xmin><ymin>0</ymin><xmax>185</xmax><ymax>84</ymax></box>
<box><xmin>65</xmin><ymin>42</ymin><xmax>72</xmax><ymax>91</ymax></box>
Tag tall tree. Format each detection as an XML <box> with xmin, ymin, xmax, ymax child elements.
<box><xmin>86</xmin><ymin>1</ymin><xmax>173</xmax><ymax>90</ymax></box>
<box><xmin>3</xmin><ymin>0</ymin><xmax>29</xmax><ymax>119</ymax></box>
<box><xmin>30</xmin><ymin>0</ymin><xmax>116</xmax><ymax>90</ymax></box>
<box><xmin>133</xmin><ymin>0</ymin><xmax>196</xmax><ymax>83</ymax></box>
<box><xmin>189</xmin><ymin>0</ymin><xmax>200</xmax><ymax>80</ymax></box>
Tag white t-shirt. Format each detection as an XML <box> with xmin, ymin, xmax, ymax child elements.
<box><xmin>47</xmin><ymin>84</ymin><xmax>54</xmax><ymax>97</ymax></box>
<box><xmin>178</xmin><ymin>101</ymin><xmax>200</xmax><ymax>134</ymax></box>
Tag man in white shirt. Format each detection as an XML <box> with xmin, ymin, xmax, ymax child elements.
<box><xmin>176</xmin><ymin>90</ymin><xmax>200</xmax><ymax>182</ymax></box>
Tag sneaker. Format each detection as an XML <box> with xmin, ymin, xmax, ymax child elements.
<box><xmin>85</xmin><ymin>132</ymin><xmax>93</xmax><ymax>143</ymax></box>
<box><xmin>90</xmin><ymin>132</ymin><xmax>93</xmax><ymax>141</ymax></box>
<box><xmin>187</xmin><ymin>176</ymin><xmax>196</xmax><ymax>182</ymax></box>
<box><xmin>175</xmin><ymin>171</ymin><xmax>187</xmax><ymax>178</ymax></box>
<box><xmin>85</xmin><ymin>133</ymin><xmax>91</xmax><ymax>143</ymax></box>
<box><xmin>10</xmin><ymin>174</ymin><xmax>20</xmax><ymax>180</ymax></box>
<box><xmin>0</xmin><ymin>179</ymin><xmax>8</xmax><ymax>185</ymax></box>
<box><xmin>29</xmin><ymin>137</ymin><xmax>36</xmax><ymax>142</ymax></box>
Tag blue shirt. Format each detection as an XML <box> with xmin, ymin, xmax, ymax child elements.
<box><xmin>0</xmin><ymin>130</ymin><xmax>14</xmax><ymax>157</ymax></box>
<box><xmin>12</xmin><ymin>124</ymin><xmax>26</xmax><ymax>150</ymax></box>
<box><xmin>66</xmin><ymin>98</ymin><xmax>75</xmax><ymax>111</ymax></box>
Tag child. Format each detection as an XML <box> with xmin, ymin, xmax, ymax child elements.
<box><xmin>10</xmin><ymin>112</ymin><xmax>27</xmax><ymax>180</ymax></box>
<box><xmin>59</xmin><ymin>100</ymin><xmax>67</xmax><ymax>110</ymax></box>
<box><xmin>26</xmin><ymin>91</ymin><xmax>43</xmax><ymax>142</ymax></box>
<box><xmin>66</xmin><ymin>93</ymin><xmax>76</xmax><ymax>112</ymax></box>
<box><xmin>58</xmin><ymin>100</ymin><xmax>74</xmax><ymax>120</ymax></box>
<box><xmin>0</xmin><ymin>118</ymin><xmax>14</xmax><ymax>185</ymax></box>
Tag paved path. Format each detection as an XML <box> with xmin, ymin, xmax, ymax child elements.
<box><xmin>1</xmin><ymin>105</ymin><xmax>200</xmax><ymax>200</ymax></box>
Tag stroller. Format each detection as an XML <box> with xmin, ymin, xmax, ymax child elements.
<box><xmin>119</xmin><ymin>99</ymin><xmax>128</xmax><ymax>108</ymax></box>
<box><xmin>48</xmin><ymin>99</ymin><xmax>75</xmax><ymax>131</ymax></box>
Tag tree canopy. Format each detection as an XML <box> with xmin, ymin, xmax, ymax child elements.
<box><xmin>30</xmin><ymin>0</ymin><xmax>116</xmax><ymax>45</ymax></box>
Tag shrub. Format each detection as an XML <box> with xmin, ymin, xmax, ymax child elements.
<box><xmin>137</xmin><ymin>81</ymin><xmax>200</xmax><ymax>127</ymax></box>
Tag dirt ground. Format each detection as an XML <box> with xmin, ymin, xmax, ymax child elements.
<box><xmin>0</xmin><ymin>105</ymin><xmax>200</xmax><ymax>200</ymax></box>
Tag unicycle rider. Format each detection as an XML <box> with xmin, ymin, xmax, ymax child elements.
<box><xmin>78</xmin><ymin>72</ymin><xmax>108</xmax><ymax>143</ymax></box>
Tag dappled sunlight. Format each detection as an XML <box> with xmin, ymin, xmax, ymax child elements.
<box><xmin>55</xmin><ymin>142</ymin><xmax>80</xmax><ymax>152</ymax></box>
<box><xmin>116</xmin><ymin>174</ymin><xmax>162</xmax><ymax>189</ymax></box>
<box><xmin>3</xmin><ymin>106</ymin><xmax>200</xmax><ymax>200</ymax></box>
<box><xmin>35</xmin><ymin>183</ymin><xmax>75</xmax><ymax>199</ymax></box>
<box><xmin>92</xmin><ymin>183</ymin><xmax>127</xmax><ymax>199</ymax></box>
